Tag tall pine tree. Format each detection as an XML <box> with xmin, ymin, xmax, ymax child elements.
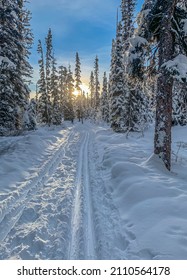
<box><xmin>0</xmin><ymin>0</ymin><xmax>33</xmax><ymax>135</ymax></box>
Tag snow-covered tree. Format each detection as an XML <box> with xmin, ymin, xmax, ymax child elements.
<box><xmin>51</xmin><ymin>54</ymin><xmax>62</xmax><ymax>125</ymax></box>
<box><xmin>89</xmin><ymin>71</ymin><xmax>95</xmax><ymax>108</ymax></box>
<box><xmin>64</xmin><ymin>66</ymin><xmax>74</xmax><ymax>122</ymax></box>
<box><xmin>37</xmin><ymin>40</ymin><xmax>49</xmax><ymax>124</ymax></box>
<box><xmin>75</xmin><ymin>52</ymin><xmax>82</xmax><ymax>92</ymax></box>
<box><xmin>100</xmin><ymin>72</ymin><xmax>109</xmax><ymax>122</ymax></box>
<box><xmin>110</xmin><ymin>22</ymin><xmax>125</xmax><ymax>132</ymax></box>
<box><xmin>24</xmin><ymin>98</ymin><xmax>37</xmax><ymax>131</ymax></box>
<box><xmin>125</xmin><ymin>35</ymin><xmax>151</xmax><ymax>132</ymax></box>
<box><xmin>121</xmin><ymin>0</ymin><xmax>136</xmax><ymax>54</ymax></box>
<box><xmin>144</xmin><ymin>0</ymin><xmax>187</xmax><ymax>170</ymax></box>
<box><xmin>172</xmin><ymin>81</ymin><xmax>187</xmax><ymax>126</ymax></box>
<box><xmin>94</xmin><ymin>56</ymin><xmax>100</xmax><ymax>110</ymax></box>
<box><xmin>0</xmin><ymin>0</ymin><xmax>33</xmax><ymax>135</ymax></box>
<box><xmin>58</xmin><ymin>65</ymin><xmax>68</xmax><ymax>118</ymax></box>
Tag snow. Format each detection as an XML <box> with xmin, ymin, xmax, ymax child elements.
<box><xmin>162</xmin><ymin>54</ymin><xmax>187</xmax><ymax>82</ymax></box>
<box><xmin>96</xmin><ymin>124</ymin><xmax>187</xmax><ymax>259</ymax></box>
<box><xmin>0</xmin><ymin>121</ymin><xmax>187</xmax><ymax>259</ymax></box>
<box><xmin>0</xmin><ymin>56</ymin><xmax>15</xmax><ymax>69</ymax></box>
<box><xmin>130</xmin><ymin>36</ymin><xmax>148</xmax><ymax>48</ymax></box>
<box><xmin>182</xmin><ymin>19</ymin><xmax>187</xmax><ymax>35</ymax></box>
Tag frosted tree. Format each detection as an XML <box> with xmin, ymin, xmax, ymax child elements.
<box><xmin>37</xmin><ymin>40</ymin><xmax>49</xmax><ymax>124</ymax></box>
<box><xmin>125</xmin><ymin>34</ymin><xmax>151</xmax><ymax>132</ymax></box>
<box><xmin>110</xmin><ymin>22</ymin><xmax>125</xmax><ymax>132</ymax></box>
<box><xmin>51</xmin><ymin>54</ymin><xmax>61</xmax><ymax>125</ymax></box>
<box><xmin>100</xmin><ymin>72</ymin><xmax>109</xmax><ymax>122</ymax></box>
<box><xmin>89</xmin><ymin>71</ymin><xmax>95</xmax><ymax>108</ymax></box>
<box><xmin>120</xmin><ymin>0</ymin><xmax>136</xmax><ymax>54</ymax></box>
<box><xmin>75</xmin><ymin>52</ymin><xmax>84</xmax><ymax>121</ymax></box>
<box><xmin>75</xmin><ymin>52</ymin><xmax>82</xmax><ymax>92</ymax></box>
<box><xmin>25</xmin><ymin>98</ymin><xmax>37</xmax><ymax>130</ymax></box>
<box><xmin>0</xmin><ymin>0</ymin><xmax>33</xmax><ymax>135</ymax></box>
<box><xmin>172</xmin><ymin>81</ymin><xmax>187</xmax><ymax>126</ymax></box>
<box><xmin>58</xmin><ymin>65</ymin><xmax>68</xmax><ymax>117</ymax></box>
<box><xmin>94</xmin><ymin>56</ymin><xmax>100</xmax><ymax>110</ymax></box>
<box><xmin>108</xmin><ymin>39</ymin><xmax>116</xmax><ymax>121</ymax></box>
<box><xmin>64</xmin><ymin>66</ymin><xmax>74</xmax><ymax>122</ymax></box>
<box><xmin>142</xmin><ymin>0</ymin><xmax>187</xmax><ymax>170</ymax></box>
<box><xmin>45</xmin><ymin>28</ymin><xmax>53</xmax><ymax>124</ymax></box>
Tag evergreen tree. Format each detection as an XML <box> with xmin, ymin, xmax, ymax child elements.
<box><xmin>58</xmin><ymin>65</ymin><xmax>68</xmax><ymax>118</ymax></box>
<box><xmin>24</xmin><ymin>98</ymin><xmax>37</xmax><ymax>130</ymax></box>
<box><xmin>120</xmin><ymin>0</ymin><xmax>136</xmax><ymax>54</ymax></box>
<box><xmin>64</xmin><ymin>66</ymin><xmax>74</xmax><ymax>122</ymax></box>
<box><xmin>125</xmin><ymin>35</ymin><xmax>151</xmax><ymax>132</ymax></box>
<box><xmin>45</xmin><ymin>28</ymin><xmax>53</xmax><ymax>124</ymax></box>
<box><xmin>94</xmin><ymin>56</ymin><xmax>100</xmax><ymax>110</ymax></box>
<box><xmin>89</xmin><ymin>71</ymin><xmax>95</xmax><ymax>108</ymax></box>
<box><xmin>37</xmin><ymin>40</ymin><xmax>48</xmax><ymax>124</ymax></box>
<box><xmin>75</xmin><ymin>52</ymin><xmax>82</xmax><ymax>92</ymax></box>
<box><xmin>0</xmin><ymin>0</ymin><xmax>33</xmax><ymax>135</ymax></box>
<box><xmin>143</xmin><ymin>0</ymin><xmax>187</xmax><ymax>170</ymax></box>
<box><xmin>100</xmin><ymin>72</ymin><xmax>109</xmax><ymax>122</ymax></box>
<box><xmin>110</xmin><ymin>22</ymin><xmax>125</xmax><ymax>132</ymax></box>
<box><xmin>51</xmin><ymin>54</ymin><xmax>61</xmax><ymax>125</ymax></box>
<box><xmin>172</xmin><ymin>81</ymin><xmax>187</xmax><ymax>126</ymax></box>
<box><xmin>108</xmin><ymin>39</ymin><xmax>116</xmax><ymax>122</ymax></box>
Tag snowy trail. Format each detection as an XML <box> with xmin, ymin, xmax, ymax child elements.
<box><xmin>0</xmin><ymin>122</ymin><xmax>131</xmax><ymax>260</ymax></box>
<box><xmin>68</xmin><ymin>131</ymin><xmax>96</xmax><ymax>259</ymax></box>
<box><xmin>0</xmin><ymin>129</ymin><xmax>76</xmax><ymax>244</ymax></box>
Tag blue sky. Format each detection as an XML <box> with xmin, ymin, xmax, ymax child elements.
<box><xmin>28</xmin><ymin>0</ymin><xmax>143</xmax><ymax>92</ymax></box>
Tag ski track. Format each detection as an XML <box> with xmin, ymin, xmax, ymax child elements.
<box><xmin>0</xmin><ymin>129</ymin><xmax>78</xmax><ymax>256</ymax></box>
<box><xmin>68</xmin><ymin>131</ymin><xmax>96</xmax><ymax>259</ymax></box>
<box><xmin>0</xmin><ymin>123</ymin><xmax>128</xmax><ymax>259</ymax></box>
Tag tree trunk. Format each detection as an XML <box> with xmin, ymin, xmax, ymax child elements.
<box><xmin>154</xmin><ymin>0</ymin><xmax>176</xmax><ymax>171</ymax></box>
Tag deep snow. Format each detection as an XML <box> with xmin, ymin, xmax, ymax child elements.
<box><xmin>0</xmin><ymin>121</ymin><xmax>187</xmax><ymax>260</ymax></box>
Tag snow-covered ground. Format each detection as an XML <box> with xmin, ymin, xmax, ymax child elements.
<box><xmin>0</xmin><ymin>121</ymin><xmax>187</xmax><ymax>260</ymax></box>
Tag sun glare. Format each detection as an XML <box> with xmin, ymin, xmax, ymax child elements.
<box><xmin>80</xmin><ymin>84</ymin><xmax>89</xmax><ymax>94</ymax></box>
<box><xmin>73</xmin><ymin>90</ymin><xmax>79</xmax><ymax>96</ymax></box>
<box><xmin>73</xmin><ymin>83</ymin><xmax>89</xmax><ymax>96</ymax></box>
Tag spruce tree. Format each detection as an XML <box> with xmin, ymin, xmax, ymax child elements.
<box><xmin>108</xmin><ymin>39</ymin><xmax>116</xmax><ymax>122</ymax></box>
<box><xmin>94</xmin><ymin>56</ymin><xmax>100</xmax><ymax>110</ymax></box>
<box><xmin>110</xmin><ymin>22</ymin><xmax>125</xmax><ymax>132</ymax></box>
<box><xmin>51</xmin><ymin>54</ymin><xmax>61</xmax><ymax>125</ymax></box>
<box><xmin>37</xmin><ymin>40</ymin><xmax>49</xmax><ymax>124</ymax></box>
<box><xmin>45</xmin><ymin>28</ymin><xmax>53</xmax><ymax>124</ymax></box>
<box><xmin>75</xmin><ymin>52</ymin><xmax>82</xmax><ymax>92</ymax></box>
<box><xmin>64</xmin><ymin>66</ymin><xmax>74</xmax><ymax>122</ymax></box>
<box><xmin>89</xmin><ymin>71</ymin><xmax>95</xmax><ymax>108</ymax></box>
<box><xmin>100</xmin><ymin>72</ymin><xmax>109</xmax><ymax>122</ymax></box>
<box><xmin>58</xmin><ymin>65</ymin><xmax>68</xmax><ymax>118</ymax></box>
<box><xmin>141</xmin><ymin>0</ymin><xmax>187</xmax><ymax>170</ymax></box>
<box><xmin>0</xmin><ymin>0</ymin><xmax>33</xmax><ymax>135</ymax></box>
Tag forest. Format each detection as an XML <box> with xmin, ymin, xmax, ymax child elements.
<box><xmin>1</xmin><ymin>0</ymin><xmax>187</xmax><ymax>171</ymax></box>
<box><xmin>0</xmin><ymin>0</ymin><xmax>187</xmax><ymax>261</ymax></box>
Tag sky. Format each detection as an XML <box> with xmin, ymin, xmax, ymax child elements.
<box><xmin>28</xmin><ymin>0</ymin><xmax>143</xmax><ymax>94</ymax></box>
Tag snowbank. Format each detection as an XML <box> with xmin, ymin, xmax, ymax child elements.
<box><xmin>95</xmin><ymin>125</ymin><xmax>187</xmax><ymax>259</ymax></box>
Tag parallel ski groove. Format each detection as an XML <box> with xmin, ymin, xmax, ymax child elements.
<box><xmin>68</xmin><ymin>131</ymin><xmax>96</xmax><ymax>259</ymax></box>
<box><xmin>0</xmin><ymin>129</ymin><xmax>75</xmax><ymax>242</ymax></box>
<box><xmin>83</xmin><ymin>132</ymin><xmax>96</xmax><ymax>259</ymax></box>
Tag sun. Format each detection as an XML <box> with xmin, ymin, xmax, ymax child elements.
<box><xmin>73</xmin><ymin>83</ymin><xmax>89</xmax><ymax>96</ymax></box>
<box><xmin>80</xmin><ymin>84</ymin><xmax>89</xmax><ymax>94</ymax></box>
<box><xmin>73</xmin><ymin>90</ymin><xmax>79</xmax><ymax>96</ymax></box>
